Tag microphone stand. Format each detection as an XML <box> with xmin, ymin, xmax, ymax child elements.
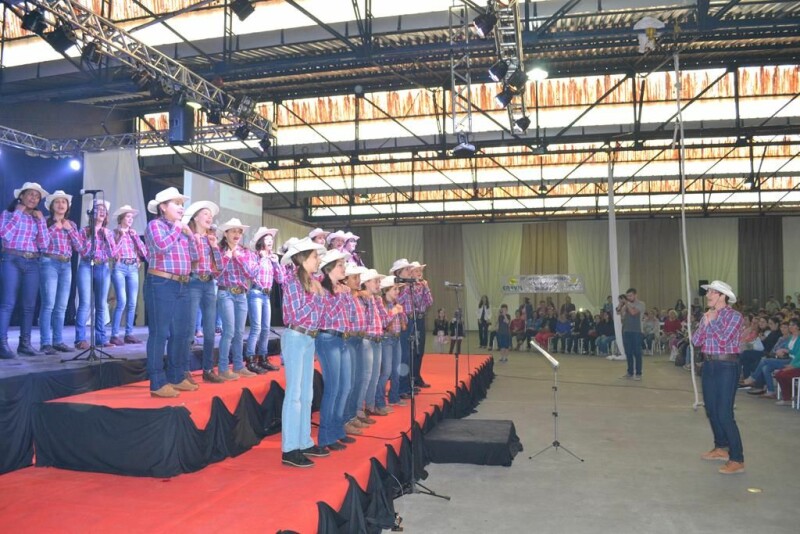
<box><xmin>63</xmin><ymin>194</ymin><xmax>122</xmax><ymax>364</ymax></box>
<box><xmin>446</xmin><ymin>284</ymin><xmax>467</xmax><ymax>417</ymax></box>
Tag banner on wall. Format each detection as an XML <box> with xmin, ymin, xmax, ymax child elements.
<box><xmin>501</xmin><ymin>274</ymin><xmax>585</xmax><ymax>294</ymax></box>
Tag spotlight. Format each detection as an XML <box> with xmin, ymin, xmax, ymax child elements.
<box><xmin>81</xmin><ymin>41</ymin><xmax>102</xmax><ymax>65</ymax></box>
<box><xmin>528</xmin><ymin>66</ymin><xmax>549</xmax><ymax>81</ymax></box>
<box><xmin>538</xmin><ymin>181</ymin><xmax>548</xmax><ymax>195</ymax></box>
<box><xmin>69</xmin><ymin>159</ymin><xmax>82</xmax><ymax>171</ymax></box>
<box><xmin>206</xmin><ymin>108</ymin><xmax>222</xmax><ymax>125</ymax></box>
<box><xmin>452</xmin><ymin>133</ymin><xmax>476</xmax><ymax>158</ymax></box>
<box><xmin>488</xmin><ymin>60</ymin><xmax>509</xmax><ymax>82</ymax></box>
<box><xmin>259</xmin><ymin>135</ymin><xmax>272</xmax><ymax>152</ymax></box>
<box><xmin>234</xmin><ymin>124</ymin><xmax>250</xmax><ymax>141</ymax></box>
<box><xmin>21</xmin><ymin>10</ymin><xmax>47</xmax><ymax>35</ymax></box>
<box><xmin>235</xmin><ymin>95</ymin><xmax>256</xmax><ymax>118</ymax></box>
<box><xmin>149</xmin><ymin>78</ymin><xmax>171</xmax><ymax>100</ymax></box>
<box><xmin>472</xmin><ymin>12</ymin><xmax>497</xmax><ymax>38</ymax></box>
<box><xmin>495</xmin><ymin>86</ymin><xmax>514</xmax><ymax>108</ymax></box>
<box><xmin>514</xmin><ymin>116</ymin><xmax>531</xmax><ymax>133</ymax></box>
<box><xmin>507</xmin><ymin>69</ymin><xmax>529</xmax><ymax>94</ymax></box>
<box><xmin>359</xmin><ymin>193</ymin><xmax>370</xmax><ymax>201</ymax></box>
<box><xmin>45</xmin><ymin>24</ymin><xmax>78</xmax><ymax>53</ymax></box>
<box><xmin>231</xmin><ymin>0</ymin><xmax>255</xmax><ymax>21</ymax></box>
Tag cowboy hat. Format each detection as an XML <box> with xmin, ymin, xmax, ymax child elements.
<box><xmin>279</xmin><ymin>237</ymin><xmax>299</xmax><ymax>255</ymax></box>
<box><xmin>360</xmin><ymin>268</ymin><xmax>383</xmax><ymax>284</ymax></box>
<box><xmin>250</xmin><ymin>227</ymin><xmax>279</xmax><ymax>248</ymax></box>
<box><xmin>326</xmin><ymin>230</ymin><xmax>348</xmax><ymax>244</ymax></box>
<box><xmin>14</xmin><ymin>182</ymin><xmax>49</xmax><ymax>199</ymax></box>
<box><xmin>380</xmin><ymin>275</ymin><xmax>402</xmax><ymax>290</ymax></box>
<box><xmin>92</xmin><ymin>199</ymin><xmax>111</xmax><ymax>213</ymax></box>
<box><xmin>112</xmin><ymin>204</ymin><xmax>139</xmax><ymax>218</ymax></box>
<box><xmin>701</xmin><ymin>280</ymin><xmax>737</xmax><ymax>303</ymax></box>
<box><xmin>281</xmin><ymin>237</ymin><xmax>326</xmax><ymax>266</ymax></box>
<box><xmin>409</xmin><ymin>261</ymin><xmax>427</xmax><ymax>269</ymax></box>
<box><xmin>343</xmin><ymin>231</ymin><xmax>360</xmax><ymax>241</ymax></box>
<box><xmin>45</xmin><ymin>190</ymin><xmax>72</xmax><ymax>208</ymax></box>
<box><xmin>147</xmin><ymin>187</ymin><xmax>189</xmax><ymax>214</ymax></box>
<box><xmin>319</xmin><ymin>249</ymin><xmax>350</xmax><ymax>270</ymax></box>
<box><xmin>308</xmin><ymin>227</ymin><xmax>330</xmax><ymax>240</ymax></box>
<box><xmin>218</xmin><ymin>217</ymin><xmax>250</xmax><ymax>233</ymax></box>
<box><xmin>345</xmin><ymin>264</ymin><xmax>367</xmax><ymax>278</ymax></box>
<box><xmin>182</xmin><ymin>200</ymin><xmax>219</xmax><ymax>224</ymax></box>
<box><xmin>389</xmin><ymin>258</ymin><xmax>411</xmax><ymax>274</ymax></box>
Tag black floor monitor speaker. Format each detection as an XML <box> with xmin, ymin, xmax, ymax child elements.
<box><xmin>698</xmin><ymin>279</ymin><xmax>709</xmax><ymax>296</ymax></box>
<box><xmin>168</xmin><ymin>103</ymin><xmax>195</xmax><ymax>145</ymax></box>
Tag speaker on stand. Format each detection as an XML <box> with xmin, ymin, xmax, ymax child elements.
<box><xmin>168</xmin><ymin>102</ymin><xmax>195</xmax><ymax>145</ymax></box>
<box><xmin>698</xmin><ymin>279</ymin><xmax>709</xmax><ymax>297</ymax></box>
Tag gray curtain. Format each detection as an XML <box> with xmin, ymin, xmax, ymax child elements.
<box><xmin>423</xmin><ymin>224</ymin><xmax>465</xmax><ymax>333</ymax></box>
<box><xmin>629</xmin><ymin>219</ymin><xmax>682</xmax><ymax>310</ymax></box>
<box><xmin>738</xmin><ymin>217</ymin><xmax>783</xmax><ymax>308</ymax></box>
<box><xmin>520</xmin><ymin>221</ymin><xmax>569</xmax><ymax>311</ymax></box>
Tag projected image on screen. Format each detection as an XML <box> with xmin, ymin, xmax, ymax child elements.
<box><xmin>183</xmin><ymin>169</ymin><xmax>263</xmax><ymax>242</ymax></box>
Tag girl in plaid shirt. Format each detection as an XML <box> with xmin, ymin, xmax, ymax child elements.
<box><xmin>341</xmin><ymin>263</ymin><xmax>368</xmax><ymax>436</ymax></box>
<box><xmin>109</xmin><ymin>205</ymin><xmax>148</xmax><ymax>346</ymax></box>
<box><xmin>377</xmin><ymin>276</ymin><xmax>407</xmax><ymax>410</ymax></box>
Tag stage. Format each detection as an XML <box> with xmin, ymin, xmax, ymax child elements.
<box><xmin>0</xmin><ymin>353</ymin><xmax>494</xmax><ymax>533</ymax></box>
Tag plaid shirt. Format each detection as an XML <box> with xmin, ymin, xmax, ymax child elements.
<box><xmin>282</xmin><ymin>269</ymin><xmax>322</xmax><ymax>329</ymax></box>
<box><xmin>146</xmin><ymin>218</ymin><xmax>198</xmax><ymax>276</ymax></box>
<box><xmin>397</xmin><ymin>283</ymin><xmax>433</xmax><ymax>315</ymax></box>
<box><xmin>342</xmin><ymin>292</ymin><xmax>367</xmax><ymax>333</ymax></box>
<box><xmin>362</xmin><ymin>295</ymin><xmax>384</xmax><ymax>337</ymax></box>
<box><xmin>1</xmin><ymin>210</ymin><xmax>50</xmax><ymax>253</ymax></box>
<box><xmin>379</xmin><ymin>298</ymin><xmax>407</xmax><ymax>335</ymax></box>
<box><xmin>192</xmin><ymin>235</ymin><xmax>222</xmax><ymax>277</ymax></box>
<box><xmin>218</xmin><ymin>246</ymin><xmax>259</xmax><ymax>290</ymax></box>
<box><xmin>318</xmin><ymin>291</ymin><xmax>347</xmax><ymax>331</ymax></box>
<box><xmin>251</xmin><ymin>251</ymin><xmax>285</xmax><ymax>290</ymax></box>
<box><xmin>691</xmin><ymin>306</ymin><xmax>744</xmax><ymax>354</ymax></box>
<box><xmin>114</xmin><ymin>228</ymin><xmax>149</xmax><ymax>261</ymax></box>
<box><xmin>43</xmin><ymin>221</ymin><xmax>81</xmax><ymax>257</ymax></box>
<box><xmin>78</xmin><ymin>227</ymin><xmax>119</xmax><ymax>263</ymax></box>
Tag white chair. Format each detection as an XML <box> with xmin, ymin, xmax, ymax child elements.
<box><xmin>793</xmin><ymin>377</ymin><xmax>800</xmax><ymax>410</ymax></box>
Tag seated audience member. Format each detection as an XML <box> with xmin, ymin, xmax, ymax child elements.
<box><xmin>595</xmin><ymin>311</ymin><xmax>615</xmax><ymax>356</ymax></box>
<box><xmin>433</xmin><ymin>308</ymin><xmax>449</xmax><ymax>353</ymax></box>
<box><xmin>744</xmin><ymin>320</ymin><xmax>790</xmax><ymax>396</ymax></box>
<box><xmin>772</xmin><ymin>318</ymin><xmax>800</xmax><ymax>405</ymax></box>
<box><xmin>738</xmin><ymin>316</ymin><xmax>765</xmax><ymax>380</ymax></box>
<box><xmin>642</xmin><ymin>311</ymin><xmax>660</xmax><ymax>352</ymax></box>
<box><xmin>553</xmin><ymin>312</ymin><xmax>573</xmax><ymax>353</ymax></box>
<box><xmin>510</xmin><ymin>309</ymin><xmax>526</xmax><ymax>350</ymax></box>
<box><xmin>534</xmin><ymin>310</ymin><xmax>557</xmax><ymax>350</ymax></box>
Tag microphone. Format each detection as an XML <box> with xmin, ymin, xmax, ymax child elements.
<box><xmin>444</xmin><ymin>281</ymin><xmax>464</xmax><ymax>288</ymax></box>
<box><xmin>80</xmin><ymin>189</ymin><xmax>104</xmax><ymax>195</ymax></box>
<box><xmin>209</xmin><ymin>224</ymin><xmax>218</xmax><ymax>232</ymax></box>
<box><xmin>395</xmin><ymin>276</ymin><xmax>419</xmax><ymax>284</ymax></box>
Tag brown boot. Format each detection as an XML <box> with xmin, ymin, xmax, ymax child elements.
<box><xmin>718</xmin><ymin>461</ymin><xmax>745</xmax><ymax>474</ymax></box>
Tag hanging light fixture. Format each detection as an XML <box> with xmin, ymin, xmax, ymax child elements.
<box><xmin>514</xmin><ymin>116</ymin><xmax>532</xmax><ymax>133</ymax></box>
<box><xmin>472</xmin><ymin>12</ymin><xmax>497</xmax><ymax>38</ymax></box>
<box><xmin>495</xmin><ymin>86</ymin><xmax>514</xmax><ymax>108</ymax></box>
<box><xmin>488</xmin><ymin>60</ymin><xmax>509</xmax><ymax>82</ymax></box>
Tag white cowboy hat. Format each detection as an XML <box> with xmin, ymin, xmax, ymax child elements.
<box><xmin>279</xmin><ymin>237</ymin><xmax>300</xmax><ymax>255</ymax></box>
<box><xmin>319</xmin><ymin>249</ymin><xmax>350</xmax><ymax>270</ymax></box>
<box><xmin>14</xmin><ymin>182</ymin><xmax>49</xmax><ymax>199</ymax></box>
<box><xmin>45</xmin><ymin>190</ymin><xmax>72</xmax><ymax>208</ymax></box>
<box><xmin>147</xmin><ymin>187</ymin><xmax>189</xmax><ymax>214</ymax></box>
<box><xmin>360</xmin><ymin>268</ymin><xmax>383</xmax><ymax>284</ymax></box>
<box><xmin>182</xmin><ymin>201</ymin><xmax>219</xmax><ymax>224</ymax></box>
<box><xmin>250</xmin><ymin>227</ymin><xmax>279</xmax><ymax>248</ymax></box>
<box><xmin>380</xmin><ymin>275</ymin><xmax>401</xmax><ymax>290</ymax></box>
<box><xmin>409</xmin><ymin>261</ymin><xmax>427</xmax><ymax>269</ymax></box>
<box><xmin>326</xmin><ymin>230</ymin><xmax>348</xmax><ymax>244</ymax></box>
<box><xmin>343</xmin><ymin>231</ymin><xmax>360</xmax><ymax>241</ymax></box>
<box><xmin>389</xmin><ymin>258</ymin><xmax>411</xmax><ymax>274</ymax></box>
<box><xmin>308</xmin><ymin>227</ymin><xmax>330</xmax><ymax>240</ymax></box>
<box><xmin>701</xmin><ymin>280</ymin><xmax>737</xmax><ymax>303</ymax></box>
<box><xmin>112</xmin><ymin>204</ymin><xmax>139</xmax><ymax>218</ymax></box>
<box><xmin>92</xmin><ymin>199</ymin><xmax>111</xmax><ymax>213</ymax></box>
<box><xmin>218</xmin><ymin>217</ymin><xmax>250</xmax><ymax>233</ymax></box>
<box><xmin>281</xmin><ymin>237</ymin><xmax>326</xmax><ymax>266</ymax></box>
<box><xmin>345</xmin><ymin>264</ymin><xmax>367</xmax><ymax>278</ymax></box>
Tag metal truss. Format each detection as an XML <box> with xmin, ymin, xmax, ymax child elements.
<box><xmin>449</xmin><ymin>1</ymin><xmax>474</xmax><ymax>145</ymax></box>
<box><xmin>492</xmin><ymin>0</ymin><xmax>527</xmax><ymax>134</ymax></box>
<box><xmin>5</xmin><ymin>1</ymin><xmax>272</xmax><ymax>139</ymax></box>
<box><xmin>0</xmin><ymin>125</ymin><xmax>53</xmax><ymax>153</ymax></box>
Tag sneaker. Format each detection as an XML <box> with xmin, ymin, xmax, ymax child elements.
<box><xmin>701</xmin><ymin>448</ymin><xmax>729</xmax><ymax>461</ymax></box>
<box><xmin>357</xmin><ymin>414</ymin><xmax>376</xmax><ymax>425</ymax></box>
<box><xmin>109</xmin><ymin>336</ymin><xmax>125</xmax><ymax>346</ymax></box>
<box><xmin>349</xmin><ymin>418</ymin><xmax>367</xmax><ymax>428</ymax></box>
<box><xmin>633</xmin><ymin>375</ymin><xmax>642</xmax><ymax>381</ymax></box>
<box><xmin>202</xmin><ymin>370</ymin><xmax>225</xmax><ymax>384</ymax></box>
<box><xmin>300</xmin><ymin>445</ymin><xmax>330</xmax><ymax>457</ymax></box>
<box><xmin>718</xmin><ymin>461</ymin><xmax>745</xmax><ymax>475</ymax></box>
<box><xmin>282</xmin><ymin>450</ymin><xmax>314</xmax><ymax>468</ymax></box>
<box><xmin>41</xmin><ymin>345</ymin><xmax>57</xmax><ymax>356</ymax></box>
<box><xmin>326</xmin><ymin>442</ymin><xmax>347</xmax><ymax>451</ymax></box>
<box><xmin>171</xmin><ymin>379</ymin><xmax>199</xmax><ymax>392</ymax></box>
<box><xmin>775</xmin><ymin>400</ymin><xmax>791</xmax><ymax>406</ymax></box>
<box><xmin>150</xmin><ymin>384</ymin><xmax>180</xmax><ymax>398</ymax></box>
<box><xmin>619</xmin><ymin>374</ymin><xmax>633</xmax><ymax>380</ymax></box>
<box><xmin>219</xmin><ymin>370</ymin><xmax>239</xmax><ymax>381</ymax></box>
<box><xmin>746</xmin><ymin>388</ymin><xmax>766</xmax><ymax>395</ymax></box>
<box><xmin>236</xmin><ymin>367</ymin><xmax>257</xmax><ymax>378</ymax></box>
<box><xmin>345</xmin><ymin>423</ymin><xmax>363</xmax><ymax>435</ymax></box>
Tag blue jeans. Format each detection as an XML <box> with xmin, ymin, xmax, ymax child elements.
<box><xmin>315</xmin><ymin>333</ymin><xmax>351</xmax><ymax>446</ymax></box>
<box><xmin>246</xmin><ymin>289</ymin><xmax>271</xmax><ymax>357</ymax></box>
<box><xmin>217</xmin><ymin>290</ymin><xmax>247</xmax><ymax>373</ymax></box>
<box><xmin>75</xmin><ymin>261</ymin><xmax>110</xmax><ymax>345</ymax></box>
<box><xmin>0</xmin><ymin>253</ymin><xmax>40</xmax><ymax>341</ymax></box>
<box><xmin>702</xmin><ymin>360</ymin><xmax>744</xmax><ymax>463</ymax></box>
<box><xmin>281</xmin><ymin>328</ymin><xmax>316</xmax><ymax>452</ymax></box>
<box><xmin>38</xmin><ymin>257</ymin><xmax>72</xmax><ymax>346</ymax></box>
<box><xmin>622</xmin><ymin>331</ymin><xmax>643</xmax><ymax>376</ymax></box>
<box><xmin>351</xmin><ymin>337</ymin><xmax>373</xmax><ymax>417</ymax></box>
<box><xmin>379</xmin><ymin>335</ymin><xmax>402</xmax><ymax>406</ymax></box>
<box><xmin>144</xmin><ymin>274</ymin><xmax>193</xmax><ymax>391</ymax></box>
<box><xmin>188</xmin><ymin>276</ymin><xmax>217</xmax><ymax>372</ymax></box>
<box><xmin>364</xmin><ymin>338</ymin><xmax>382</xmax><ymax>411</ymax></box>
<box><xmin>596</xmin><ymin>335</ymin><xmax>615</xmax><ymax>355</ymax></box>
<box><xmin>412</xmin><ymin>316</ymin><xmax>427</xmax><ymax>383</ymax></box>
<box><xmin>344</xmin><ymin>336</ymin><xmax>364</xmax><ymax>423</ymax></box>
<box><xmin>111</xmin><ymin>262</ymin><xmax>139</xmax><ymax>337</ymax></box>
<box><xmin>751</xmin><ymin>357</ymin><xmax>789</xmax><ymax>392</ymax></box>
<box><xmin>478</xmin><ymin>320</ymin><xmax>489</xmax><ymax>347</ymax></box>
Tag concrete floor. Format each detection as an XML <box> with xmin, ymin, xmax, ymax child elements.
<box><xmin>396</xmin><ymin>333</ymin><xmax>799</xmax><ymax>534</ymax></box>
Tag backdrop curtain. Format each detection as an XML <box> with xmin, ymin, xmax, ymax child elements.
<box><xmin>783</xmin><ymin>217</ymin><xmax>800</xmax><ymax>297</ymax></box>
<box><xmin>520</xmin><ymin>222</ymin><xmax>568</xmax><ymax>311</ymax></box>
<box><xmin>738</xmin><ymin>217</ymin><xmax>783</xmax><ymax>307</ymax></box>
<box><xmin>567</xmin><ymin>220</ymin><xmax>611</xmax><ymax>312</ymax></box>
<box><xmin>462</xmin><ymin>222</ymin><xmax>522</xmax><ymax>331</ymax></box>
<box><xmin>684</xmin><ymin>217</ymin><xmax>738</xmax><ymax>305</ymax></box>
<box><xmin>423</xmin><ymin>224</ymin><xmax>464</xmax><ymax>333</ymax></box>
<box><xmin>371</xmin><ymin>226</ymin><xmax>424</xmax><ymax>275</ymax></box>
<box><xmin>261</xmin><ymin>213</ymin><xmax>312</xmax><ymax>250</ymax></box>
<box><xmin>629</xmin><ymin>219</ymin><xmax>682</xmax><ymax>310</ymax></box>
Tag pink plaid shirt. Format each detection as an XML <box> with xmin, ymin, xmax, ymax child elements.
<box><xmin>282</xmin><ymin>269</ymin><xmax>322</xmax><ymax>329</ymax></box>
<box><xmin>691</xmin><ymin>306</ymin><xmax>744</xmax><ymax>354</ymax></box>
<box><xmin>362</xmin><ymin>295</ymin><xmax>384</xmax><ymax>337</ymax></box>
<box><xmin>1</xmin><ymin>210</ymin><xmax>50</xmax><ymax>253</ymax></box>
<box><xmin>342</xmin><ymin>292</ymin><xmax>367</xmax><ymax>334</ymax></box>
<box><xmin>78</xmin><ymin>227</ymin><xmax>119</xmax><ymax>263</ymax></box>
<box><xmin>397</xmin><ymin>283</ymin><xmax>433</xmax><ymax>315</ymax></box>
<box><xmin>217</xmin><ymin>246</ymin><xmax>259</xmax><ymax>291</ymax></box>
<box><xmin>318</xmin><ymin>291</ymin><xmax>348</xmax><ymax>331</ymax></box>
<box><xmin>146</xmin><ymin>218</ymin><xmax>197</xmax><ymax>276</ymax></box>
<box><xmin>43</xmin><ymin>221</ymin><xmax>81</xmax><ymax>257</ymax></box>
<box><xmin>114</xmin><ymin>228</ymin><xmax>149</xmax><ymax>261</ymax></box>
<box><xmin>251</xmin><ymin>251</ymin><xmax>285</xmax><ymax>290</ymax></box>
<box><xmin>379</xmin><ymin>298</ymin><xmax>406</xmax><ymax>335</ymax></box>
<box><xmin>192</xmin><ymin>235</ymin><xmax>222</xmax><ymax>277</ymax></box>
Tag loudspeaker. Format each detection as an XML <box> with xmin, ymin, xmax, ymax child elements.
<box><xmin>168</xmin><ymin>103</ymin><xmax>195</xmax><ymax>145</ymax></box>
<box><xmin>698</xmin><ymin>279</ymin><xmax>709</xmax><ymax>296</ymax></box>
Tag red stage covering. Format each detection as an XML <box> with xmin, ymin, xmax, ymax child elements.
<box><xmin>0</xmin><ymin>354</ymin><xmax>490</xmax><ymax>533</ymax></box>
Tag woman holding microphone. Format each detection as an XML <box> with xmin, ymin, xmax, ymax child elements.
<box><xmin>110</xmin><ymin>205</ymin><xmax>148</xmax><ymax>346</ymax></box>
<box><xmin>246</xmin><ymin>227</ymin><xmax>284</xmax><ymax>374</ymax></box>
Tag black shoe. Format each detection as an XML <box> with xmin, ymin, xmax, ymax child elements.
<box><xmin>246</xmin><ymin>359</ymin><xmax>267</xmax><ymax>375</ymax></box>
<box><xmin>746</xmin><ymin>388</ymin><xmax>766</xmax><ymax>395</ymax></box>
<box><xmin>327</xmin><ymin>442</ymin><xmax>347</xmax><ymax>451</ymax></box>
<box><xmin>52</xmin><ymin>343</ymin><xmax>73</xmax><ymax>353</ymax></box>
<box><xmin>41</xmin><ymin>345</ymin><xmax>58</xmax><ymax>356</ymax></box>
<box><xmin>202</xmin><ymin>370</ymin><xmax>225</xmax><ymax>384</ymax></box>
<box><xmin>300</xmin><ymin>445</ymin><xmax>330</xmax><ymax>458</ymax></box>
<box><xmin>282</xmin><ymin>450</ymin><xmax>314</xmax><ymax>468</ymax></box>
<box><xmin>263</xmin><ymin>359</ymin><xmax>281</xmax><ymax>371</ymax></box>
<box><xmin>0</xmin><ymin>339</ymin><xmax>14</xmax><ymax>359</ymax></box>
<box><xmin>399</xmin><ymin>393</ymin><xmax>412</xmax><ymax>400</ymax></box>
<box><xmin>417</xmin><ymin>381</ymin><xmax>431</xmax><ymax>388</ymax></box>
<box><xmin>17</xmin><ymin>338</ymin><xmax>39</xmax><ymax>356</ymax></box>
<box><xmin>339</xmin><ymin>436</ymin><xmax>356</xmax><ymax>444</ymax></box>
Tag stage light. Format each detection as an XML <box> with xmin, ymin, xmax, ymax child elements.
<box><xmin>231</xmin><ymin>0</ymin><xmax>255</xmax><ymax>21</ymax></box>
<box><xmin>473</xmin><ymin>12</ymin><xmax>497</xmax><ymax>38</ymax></box>
<box><xmin>528</xmin><ymin>66</ymin><xmax>549</xmax><ymax>81</ymax></box>
<box><xmin>538</xmin><ymin>181</ymin><xmax>548</xmax><ymax>195</ymax></box>
<box><xmin>234</xmin><ymin>124</ymin><xmax>250</xmax><ymax>141</ymax></box>
<box><xmin>45</xmin><ymin>24</ymin><xmax>78</xmax><ymax>53</ymax></box>
<box><xmin>488</xmin><ymin>60</ymin><xmax>509</xmax><ymax>82</ymax></box>
<box><xmin>514</xmin><ymin>116</ymin><xmax>531</xmax><ymax>133</ymax></box>
<box><xmin>452</xmin><ymin>132</ymin><xmax>475</xmax><ymax>158</ymax></box>
<box><xmin>69</xmin><ymin>159</ymin><xmax>81</xmax><ymax>171</ymax></box>
<box><xmin>259</xmin><ymin>135</ymin><xmax>271</xmax><ymax>152</ymax></box>
<box><xmin>21</xmin><ymin>10</ymin><xmax>47</xmax><ymax>36</ymax></box>
<box><xmin>206</xmin><ymin>108</ymin><xmax>222</xmax><ymax>125</ymax></box>
<box><xmin>495</xmin><ymin>86</ymin><xmax>514</xmax><ymax>108</ymax></box>
<box><xmin>507</xmin><ymin>69</ymin><xmax>529</xmax><ymax>94</ymax></box>
<box><xmin>81</xmin><ymin>41</ymin><xmax>102</xmax><ymax>65</ymax></box>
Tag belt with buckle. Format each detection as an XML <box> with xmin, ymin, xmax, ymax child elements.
<box><xmin>193</xmin><ymin>273</ymin><xmax>213</xmax><ymax>282</ymax></box>
<box><xmin>119</xmin><ymin>258</ymin><xmax>138</xmax><ymax>265</ymax></box>
<box><xmin>219</xmin><ymin>285</ymin><xmax>246</xmax><ymax>295</ymax></box>
<box><xmin>4</xmin><ymin>249</ymin><xmax>40</xmax><ymax>260</ymax></box>
<box><xmin>702</xmin><ymin>353</ymin><xmax>738</xmax><ymax>362</ymax></box>
<box><xmin>148</xmin><ymin>268</ymin><xmax>190</xmax><ymax>284</ymax></box>
<box><xmin>44</xmin><ymin>253</ymin><xmax>71</xmax><ymax>262</ymax></box>
<box><xmin>289</xmin><ymin>324</ymin><xmax>318</xmax><ymax>338</ymax></box>
<box><xmin>366</xmin><ymin>335</ymin><xmax>383</xmax><ymax>343</ymax></box>
<box><xmin>319</xmin><ymin>329</ymin><xmax>344</xmax><ymax>338</ymax></box>
<box><xmin>251</xmin><ymin>286</ymin><xmax>271</xmax><ymax>295</ymax></box>
<box><xmin>84</xmin><ymin>257</ymin><xmax>107</xmax><ymax>264</ymax></box>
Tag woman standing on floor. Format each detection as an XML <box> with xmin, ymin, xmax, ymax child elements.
<box><xmin>341</xmin><ymin>263</ymin><xmax>368</xmax><ymax>437</ymax></box>
<box><xmin>361</xmin><ymin>269</ymin><xmax>386</xmax><ymax>419</ymax></box>
<box><xmin>477</xmin><ymin>295</ymin><xmax>492</xmax><ymax>349</ymax></box>
<box><xmin>183</xmin><ymin>201</ymin><xmax>225</xmax><ymax>384</ymax></box>
<box><xmin>216</xmin><ymin>218</ymin><xmax>259</xmax><ymax>380</ymax></box>
<box><xmin>496</xmin><ymin>304</ymin><xmax>512</xmax><ymax>362</ymax></box>
<box><xmin>0</xmin><ymin>182</ymin><xmax>50</xmax><ymax>359</ymax></box>
<box><xmin>109</xmin><ymin>205</ymin><xmax>148</xmax><ymax>346</ymax></box>
<box><xmin>280</xmin><ymin>237</ymin><xmax>329</xmax><ymax>468</ymax></box>
<box><xmin>39</xmin><ymin>190</ymin><xmax>81</xmax><ymax>355</ymax></box>
<box><xmin>376</xmin><ymin>275</ymin><xmax>406</xmax><ymax>411</ymax></box>
<box><xmin>245</xmin><ymin>227</ymin><xmax>284</xmax><ymax>374</ymax></box>
<box><xmin>144</xmin><ymin>187</ymin><xmax>198</xmax><ymax>398</ymax></box>
<box><xmin>315</xmin><ymin>249</ymin><xmax>352</xmax><ymax>452</ymax></box>
<box><xmin>75</xmin><ymin>199</ymin><xmax>118</xmax><ymax>350</ymax></box>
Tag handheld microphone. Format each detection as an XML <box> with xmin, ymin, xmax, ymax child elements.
<box><xmin>395</xmin><ymin>276</ymin><xmax>418</xmax><ymax>284</ymax></box>
<box><xmin>209</xmin><ymin>223</ymin><xmax>218</xmax><ymax>232</ymax></box>
<box><xmin>80</xmin><ymin>189</ymin><xmax>104</xmax><ymax>195</ymax></box>
<box><xmin>444</xmin><ymin>281</ymin><xmax>464</xmax><ymax>288</ymax></box>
